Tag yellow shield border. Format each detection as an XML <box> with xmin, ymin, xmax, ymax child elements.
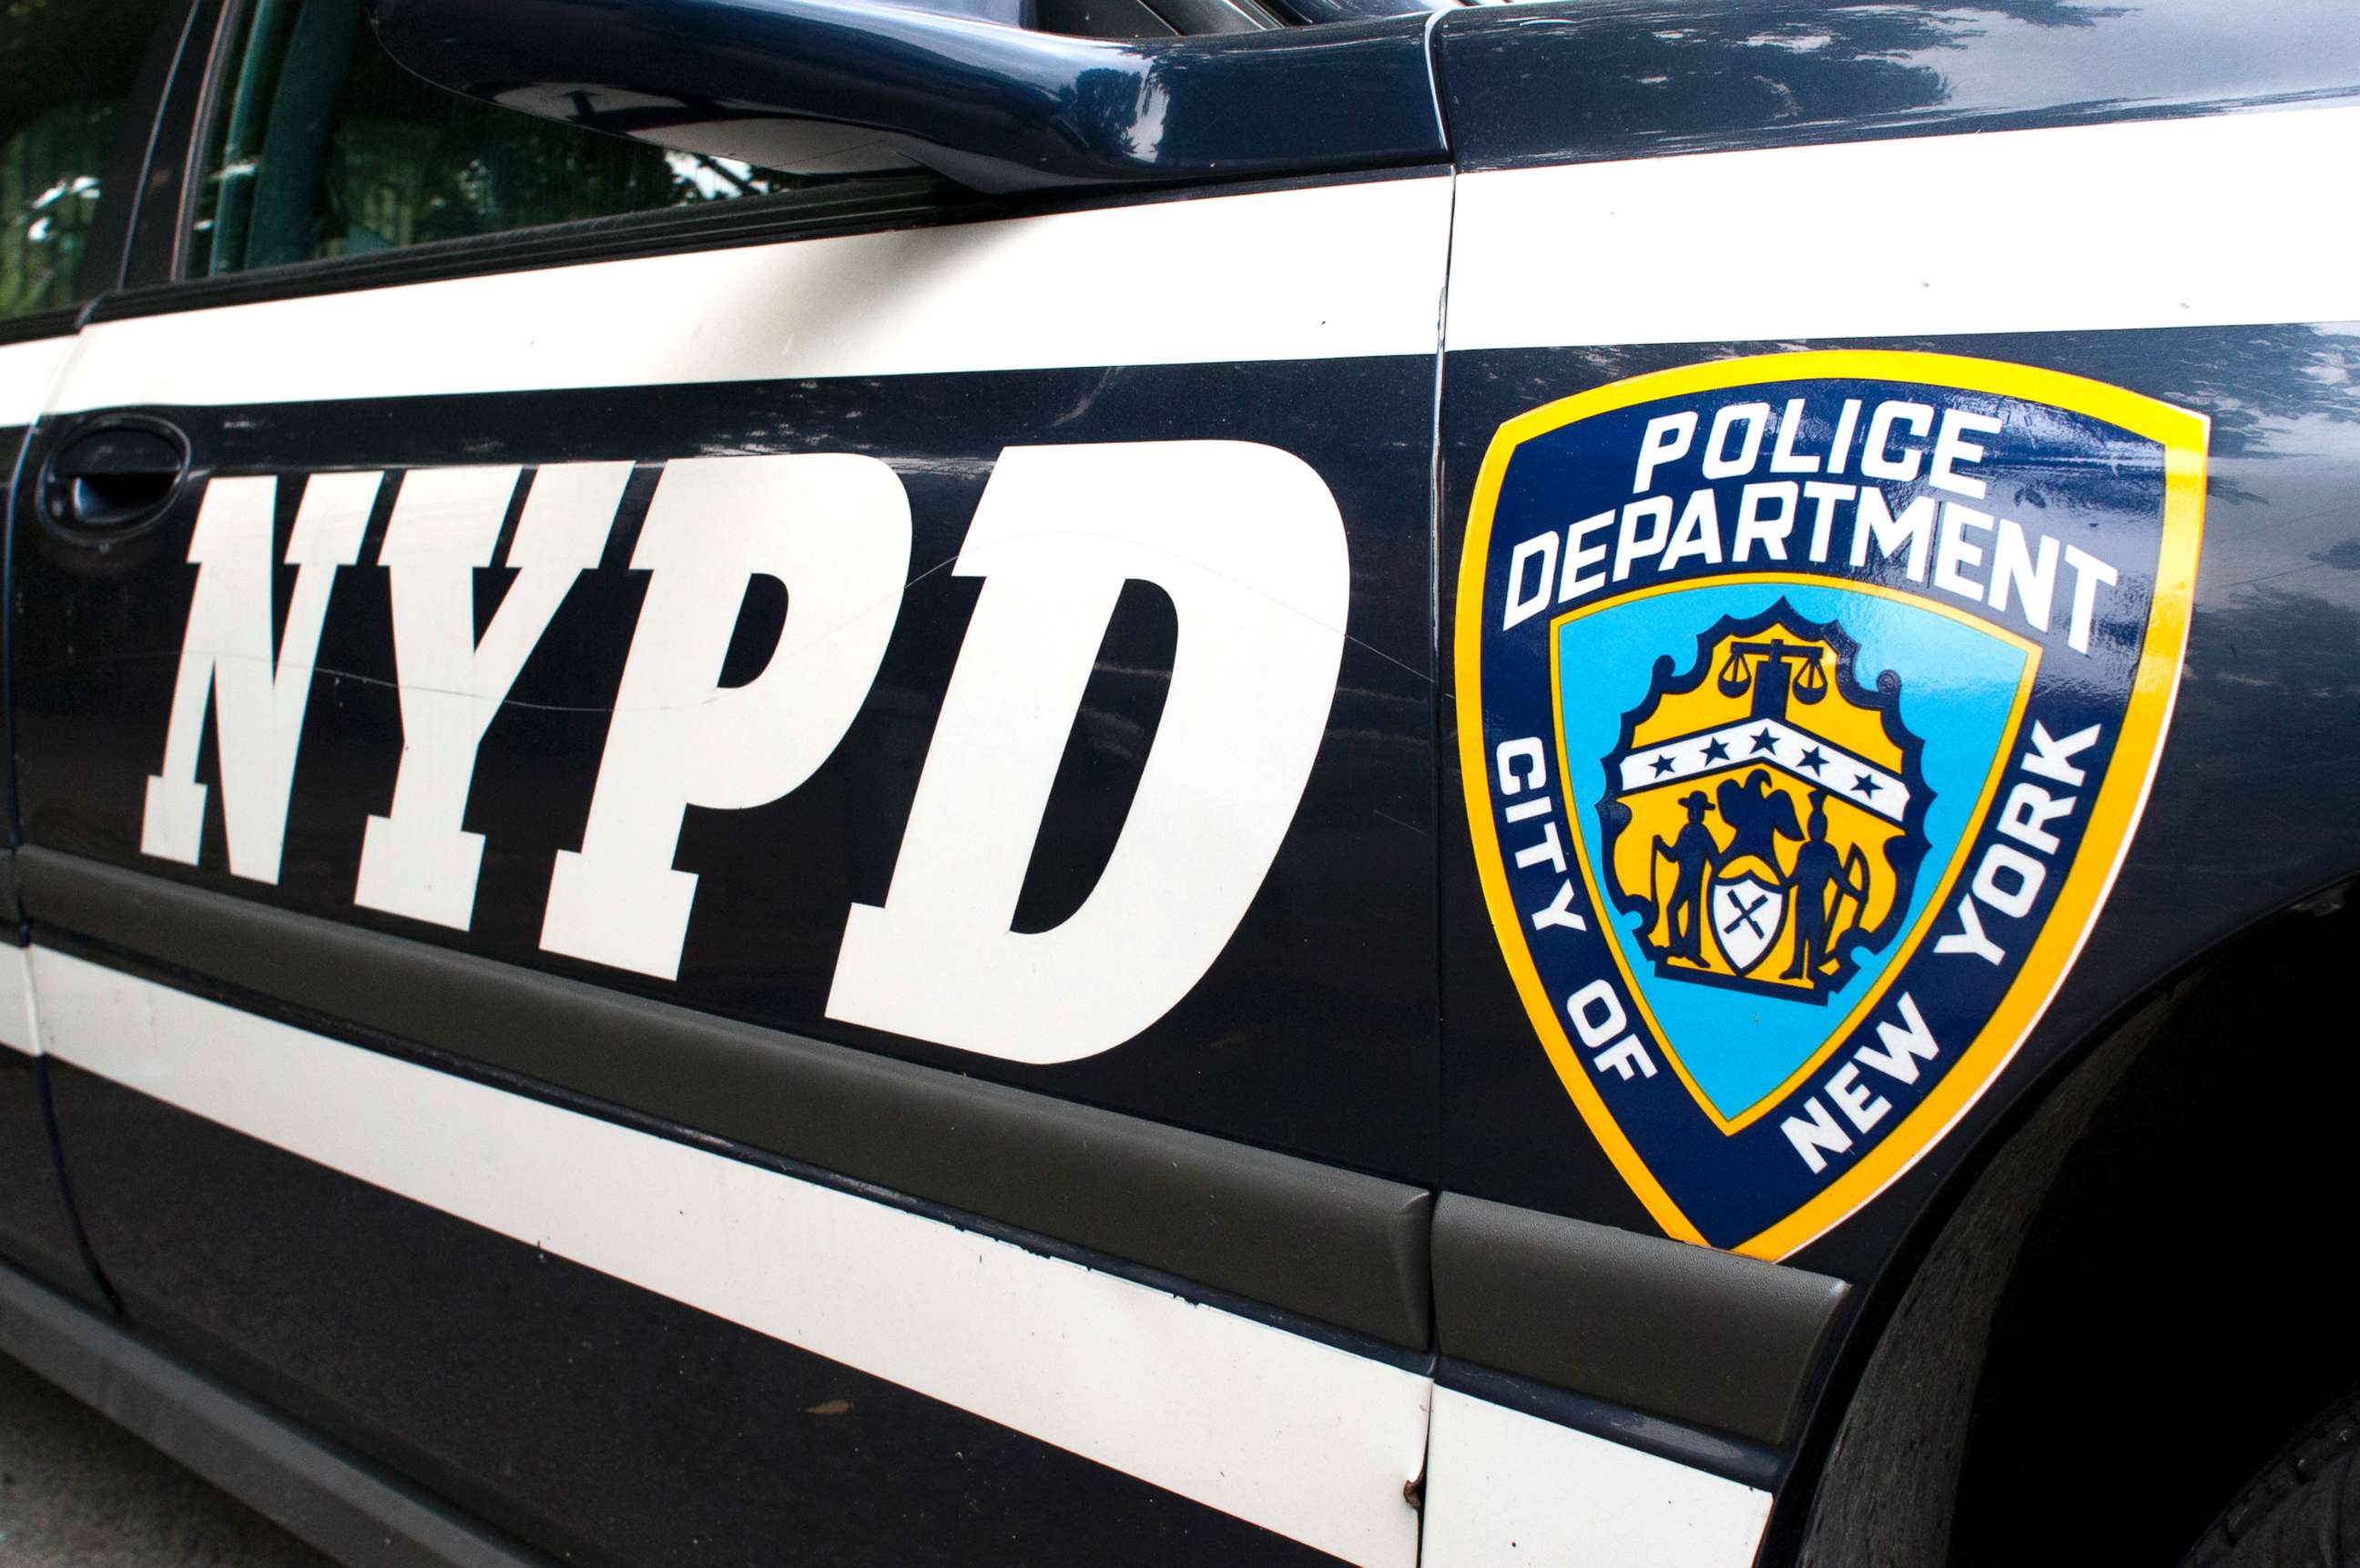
<box><xmin>1454</xmin><ymin>350</ymin><xmax>2208</xmax><ymax>1258</ymax></box>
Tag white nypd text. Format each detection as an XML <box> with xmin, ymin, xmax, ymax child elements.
<box><xmin>137</xmin><ymin>442</ymin><xmax>1350</xmax><ymax>1064</ymax></box>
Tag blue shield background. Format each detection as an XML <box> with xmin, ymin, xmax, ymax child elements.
<box><xmin>1558</xmin><ymin>580</ymin><xmax>2032</xmax><ymax>1121</ymax></box>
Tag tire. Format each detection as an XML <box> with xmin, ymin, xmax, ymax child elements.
<box><xmin>2186</xmin><ymin>1387</ymin><xmax>2360</xmax><ymax>1568</ymax></box>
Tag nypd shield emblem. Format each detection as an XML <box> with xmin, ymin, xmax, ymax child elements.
<box><xmin>1457</xmin><ymin>351</ymin><xmax>2207</xmax><ymax>1257</ymax></box>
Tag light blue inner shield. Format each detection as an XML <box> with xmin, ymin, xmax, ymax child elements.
<box><xmin>1556</xmin><ymin>583</ymin><xmax>2032</xmax><ymax>1123</ymax></box>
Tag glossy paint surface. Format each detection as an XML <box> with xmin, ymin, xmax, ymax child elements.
<box><xmin>48</xmin><ymin>1060</ymin><xmax>1357</xmax><ymax>1568</ymax></box>
<box><xmin>0</xmin><ymin>405</ymin><xmax>99</xmax><ymax>1308</ymax></box>
<box><xmin>9</xmin><ymin>123</ymin><xmax>1465</xmax><ymax>1560</ymax></box>
<box><xmin>14</xmin><ymin>354</ymin><xmax>1444</xmax><ymax>1181</ymax></box>
<box><xmin>1430</xmin><ymin>3</ymin><xmax>2360</xmax><ymax>1299</ymax></box>
<box><xmin>14</xmin><ymin>0</ymin><xmax>2360</xmax><ymax>1562</ymax></box>
<box><xmin>1437</xmin><ymin>321</ymin><xmax>2360</xmax><ymax>1283</ymax></box>
<box><xmin>0</xmin><ymin>1030</ymin><xmax>102</xmax><ymax>1308</ymax></box>
<box><xmin>1433</xmin><ymin>0</ymin><xmax>2360</xmax><ymax>170</ymax></box>
<box><xmin>38</xmin><ymin>948</ymin><xmax>1431</xmax><ymax>1565</ymax></box>
<box><xmin>1420</xmin><ymin>1385</ymin><xmax>1771</xmax><ymax>1568</ymax></box>
<box><xmin>371</xmin><ymin>0</ymin><xmax>1445</xmax><ymax>190</ymax></box>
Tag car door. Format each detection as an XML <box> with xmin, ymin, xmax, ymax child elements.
<box><xmin>0</xmin><ymin>0</ymin><xmax>190</xmax><ymax>1313</ymax></box>
<box><xmin>10</xmin><ymin>1</ymin><xmax>1450</xmax><ymax>1563</ymax></box>
<box><xmin>1423</xmin><ymin>5</ymin><xmax>2360</xmax><ymax>1564</ymax></box>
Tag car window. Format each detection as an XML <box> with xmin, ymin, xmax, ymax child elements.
<box><xmin>191</xmin><ymin>0</ymin><xmax>812</xmax><ymax>277</ymax></box>
<box><xmin>0</xmin><ymin>0</ymin><xmax>178</xmax><ymax>319</ymax></box>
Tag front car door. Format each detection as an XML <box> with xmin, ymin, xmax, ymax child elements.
<box><xmin>9</xmin><ymin>1</ymin><xmax>1453</xmax><ymax>1561</ymax></box>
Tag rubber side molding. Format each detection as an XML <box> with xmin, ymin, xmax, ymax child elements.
<box><xmin>0</xmin><ymin>1257</ymin><xmax>553</xmax><ymax>1568</ymax></box>
<box><xmin>1432</xmin><ymin>1192</ymin><xmax>1848</xmax><ymax>1445</ymax></box>
<box><xmin>18</xmin><ymin>849</ymin><xmax>1433</xmax><ymax>1349</ymax></box>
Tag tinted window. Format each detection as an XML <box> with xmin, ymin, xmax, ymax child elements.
<box><xmin>0</xmin><ymin>0</ymin><xmax>177</xmax><ymax>319</ymax></box>
<box><xmin>194</xmin><ymin>0</ymin><xmax>805</xmax><ymax>276</ymax></box>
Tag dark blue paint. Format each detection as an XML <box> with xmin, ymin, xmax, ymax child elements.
<box><xmin>47</xmin><ymin>1060</ymin><xmax>1350</xmax><ymax>1568</ymax></box>
<box><xmin>0</xmin><ymin>1051</ymin><xmax>109</xmax><ymax>1310</ymax></box>
<box><xmin>1433</xmin><ymin>0</ymin><xmax>2360</xmax><ymax>171</ymax></box>
<box><xmin>1438</xmin><ymin>324</ymin><xmax>2360</xmax><ymax>1282</ymax></box>
<box><xmin>0</xmin><ymin>414</ymin><xmax>106</xmax><ymax>1311</ymax></box>
<box><xmin>12</xmin><ymin>358</ymin><xmax>1444</xmax><ymax>1185</ymax></box>
<box><xmin>1461</xmin><ymin>369</ymin><xmax>2168</xmax><ymax>1247</ymax></box>
<box><xmin>369</xmin><ymin>0</ymin><xmax>1445</xmax><ymax>191</ymax></box>
<box><xmin>13</xmin><ymin>0</ymin><xmax>2360</xmax><ymax>1557</ymax></box>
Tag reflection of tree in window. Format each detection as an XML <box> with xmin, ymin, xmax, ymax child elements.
<box><xmin>0</xmin><ymin>0</ymin><xmax>174</xmax><ymax>318</ymax></box>
<box><xmin>197</xmin><ymin>0</ymin><xmax>803</xmax><ymax>275</ymax></box>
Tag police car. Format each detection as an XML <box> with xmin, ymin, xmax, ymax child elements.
<box><xmin>1</xmin><ymin>0</ymin><xmax>2355</xmax><ymax>1563</ymax></box>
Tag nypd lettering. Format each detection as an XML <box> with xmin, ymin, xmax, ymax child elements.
<box><xmin>539</xmin><ymin>454</ymin><xmax>912</xmax><ymax>980</ymax></box>
<box><xmin>825</xmin><ymin>442</ymin><xmax>1349</xmax><ymax>1064</ymax></box>
<box><xmin>1457</xmin><ymin>351</ymin><xmax>2206</xmax><ymax>1257</ymax></box>
<box><xmin>144</xmin><ymin>470</ymin><xmax>379</xmax><ymax>883</ymax></box>
<box><xmin>359</xmin><ymin>461</ymin><xmax>634</xmax><ymax>931</ymax></box>
<box><xmin>138</xmin><ymin>442</ymin><xmax>1348</xmax><ymax>1064</ymax></box>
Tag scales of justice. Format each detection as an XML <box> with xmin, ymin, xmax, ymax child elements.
<box><xmin>1633</xmin><ymin>629</ymin><xmax>1887</xmax><ymax>1001</ymax></box>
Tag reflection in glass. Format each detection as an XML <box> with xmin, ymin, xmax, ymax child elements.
<box><xmin>193</xmin><ymin>0</ymin><xmax>814</xmax><ymax>277</ymax></box>
<box><xmin>0</xmin><ymin>0</ymin><xmax>175</xmax><ymax>319</ymax></box>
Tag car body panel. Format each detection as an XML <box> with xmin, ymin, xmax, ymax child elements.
<box><xmin>5</xmin><ymin>1</ymin><xmax>2360</xmax><ymax>1563</ymax></box>
<box><xmin>11</xmin><ymin>141</ymin><xmax>1455</xmax><ymax>1563</ymax></box>
<box><xmin>17</xmin><ymin>177</ymin><xmax>1452</xmax><ymax>1177</ymax></box>
<box><xmin>0</xmin><ymin>337</ymin><xmax>106</xmax><ymax>1309</ymax></box>
<box><xmin>1430</xmin><ymin>33</ymin><xmax>2360</xmax><ymax>1290</ymax></box>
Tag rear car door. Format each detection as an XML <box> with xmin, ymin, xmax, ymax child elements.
<box><xmin>9</xmin><ymin>2</ymin><xmax>1451</xmax><ymax>1562</ymax></box>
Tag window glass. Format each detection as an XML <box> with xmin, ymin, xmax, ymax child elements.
<box><xmin>1</xmin><ymin>0</ymin><xmax>177</xmax><ymax>319</ymax></box>
<box><xmin>193</xmin><ymin>0</ymin><xmax>807</xmax><ymax>276</ymax></box>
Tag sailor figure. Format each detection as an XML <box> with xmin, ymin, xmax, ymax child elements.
<box><xmin>1785</xmin><ymin>789</ymin><xmax>1867</xmax><ymax>982</ymax></box>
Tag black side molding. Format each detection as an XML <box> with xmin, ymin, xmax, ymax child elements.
<box><xmin>0</xmin><ymin>1257</ymin><xmax>554</xmax><ymax>1568</ymax></box>
<box><xmin>19</xmin><ymin>850</ymin><xmax>1433</xmax><ymax>1349</ymax></box>
<box><xmin>1432</xmin><ymin>1192</ymin><xmax>1848</xmax><ymax>1446</ymax></box>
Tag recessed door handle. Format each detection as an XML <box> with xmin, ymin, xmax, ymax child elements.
<box><xmin>40</xmin><ymin>416</ymin><xmax>192</xmax><ymax>534</ymax></box>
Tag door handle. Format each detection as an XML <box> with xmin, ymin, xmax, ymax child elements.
<box><xmin>39</xmin><ymin>416</ymin><xmax>192</xmax><ymax>534</ymax></box>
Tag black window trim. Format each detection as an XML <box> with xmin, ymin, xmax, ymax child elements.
<box><xmin>74</xmin><ymin>0</ymin><xmax>203</xmax><ymax>303</ymax></box>
<box><xmin>124</xmin><ymin>0</ymin><xmax>232</xmax><ymax>291</ymax></box>
<box><xmin>0</xmin><ymin>304</ymin><xmax>86</xmax><ymax>350</ymax></box>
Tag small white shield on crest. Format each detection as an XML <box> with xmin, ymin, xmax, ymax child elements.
<box><xmin>1709</xmin><ymin>871</ymin><xmax>1785</xmax><ymax>975</ymax></box>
